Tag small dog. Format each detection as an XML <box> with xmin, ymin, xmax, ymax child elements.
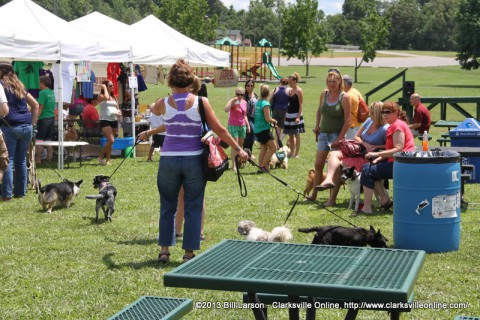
<box><xmin>269</xmin><ymin>146</ymin><xmax>291</xmax><ymax>169</ymax></box>
<box><xmin>340</xmin><ymin>166</ymin><xmax>362</xmax><ymax>211</ymax></box>
<box><xmin>298</xmin><ymin>225</ymin><xmax>388</xmax><ymax>248</ymax></box>
<box><xmin>303</xmin><ymin>169</ymin><xmax>327</xmax><ymax>197</ymax></box>
<box><xmin>340</xmin><ymin>165</ymin><xmax>384</xmax><ymax>211</ymax></box>
<box><xmin>237</xmin><ymin>220</ymin><xmax>293</xmax><ymax>242</ymax></box>
<box><xmin>38</xmin><ymin>179</ymin><xmax>83</xmax><ymax>213</ymax></box>
<box><xmin>85</xmin><ymin>175</ymin><xmax>117</xmax><ymax>222</ymax></box>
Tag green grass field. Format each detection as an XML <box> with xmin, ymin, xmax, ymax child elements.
<box><xmin>1</xmin><ymin>63</ymin><xmax>479</xmax><ymax>319</ymax></box>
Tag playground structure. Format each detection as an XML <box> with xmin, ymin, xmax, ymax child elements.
<box><xmin>195</xmin><ymin>44</ymin><xmax>282</xmax><ymax>82</ymax></box>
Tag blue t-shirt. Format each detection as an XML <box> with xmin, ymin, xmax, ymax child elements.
<box><xmin>254</xmin><ymin>99</ymin><xmax>271</xmax><ymax>133</ymax></box>
<box><xmin>360</xmin><ymin>118</ymin><xmax>389</xmax><ymax>145</ymax></box>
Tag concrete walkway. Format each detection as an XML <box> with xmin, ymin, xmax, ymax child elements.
<box><xmin>278</xmin><ymin>51</ymin><xmax>459</xmax><ymax>68</ymax></box>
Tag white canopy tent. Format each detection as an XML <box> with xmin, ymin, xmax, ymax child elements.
<box><xmin>71</xmin><ymin>12</ymin><xmax>230</xmax><ymax>67</ymax></box>
<box><xmin>130</xmin><ymin>15</ymin><xmax>230</xmax><ymax>67</ymax></box>
<box><xmin>0</xmin><ymin>0</ymin><xmax>132</xmax><ymax>169</ymax></box>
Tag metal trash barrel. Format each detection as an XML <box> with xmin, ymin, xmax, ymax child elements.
<box><xmin>393</xmin><ymin>150</ymin><xmax>461</xmax><ymax>252</ymax></box>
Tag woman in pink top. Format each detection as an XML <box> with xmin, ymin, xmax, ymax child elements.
<box><xmin>224</xmin><ymin>87</ymin><xmax>250</xmax><ymax>171</ymax></box>
<box><xmin>360</xmin><ymin>101</ymin><xmax>415</xmax><ymax>214</ymax></box>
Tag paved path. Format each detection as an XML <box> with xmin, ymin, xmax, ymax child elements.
<box><xmin>278</xmin><ymin>51</ymin><xmax>458</xmax><ymax>68</ymax></box>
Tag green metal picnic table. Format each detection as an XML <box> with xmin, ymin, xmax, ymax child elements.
<box><xmin>164</xmin><ymin>240</ymin><xmax>426</xmax><ymax>320</ymax></box>
<box><xmin>434</xmin><ymin>120</ymin><xmax>461</xmax><ymax>130</ymax></box>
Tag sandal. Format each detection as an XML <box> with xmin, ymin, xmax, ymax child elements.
<box><xmin>316</xmin><ymin>183</ymin><xmax>335</xmax><ymax>191</ymax></box>
<box><xmin>380</xmin><ymin>200</ymin><xmax>393</xmax><ymax>210</ymax></box>
<box><xmin>158</xmin><ymin>252</ymin><xmax>170</xmax><ymax>264</ymax></box>
<box><xmin>182</xmin><ymin>254</ymin><xmax>195</xmax><ymax>263</ymax></box>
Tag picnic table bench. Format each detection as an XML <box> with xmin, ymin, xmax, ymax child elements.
<box><xmin>164</xmin><ymin>240</ymin><xmax>426</xmax><ymax>320</ymax></box>
<box><xmin>108</xmin><ymin>296</ymin><xmax>193</xmax><ymax>320</ymax></box>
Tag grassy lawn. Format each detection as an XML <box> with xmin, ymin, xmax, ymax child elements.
<box><xmin>1</xmin><ymin>64</ymin><xmax>479</xmax><ymax>319</ymax></box>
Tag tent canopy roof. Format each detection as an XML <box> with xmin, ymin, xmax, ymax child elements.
<box><xmin>0</xmin><ymin>0</ymin><xmax>131</xmax><ymax>62</ymax></box>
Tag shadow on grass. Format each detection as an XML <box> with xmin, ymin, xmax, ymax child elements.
<box><xmin>102</xmin><ymin>252</ymin><xmax>182</xmax><ymax>270</ymax></box>
<box><xmin>106</xmin><ymin>237</ymin><xmax>157</xmax><ymax>246</ymax></box>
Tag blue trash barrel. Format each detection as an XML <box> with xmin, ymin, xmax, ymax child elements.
<box><xmin>393</xmin><ymin>150</ymin><xmax>461</xmax><ymax>253</ymax></box>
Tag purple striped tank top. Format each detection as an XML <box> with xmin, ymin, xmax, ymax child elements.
<box><xmin>161</xmin><ymin>92</ymin><xmax>204</xmax><ymax>156</ymax></box>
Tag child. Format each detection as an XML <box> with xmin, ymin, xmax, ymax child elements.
<box><xmin>138</xmin><ymin>103</ymin><xmax>166</xmax><ymax>162</ymax></box>
<box><xmin>253</xmin><ymin>84</ymin><xmax>277</xmax><ymax>173</ymax></box>
<box><xmin>35</xmin><ymin>76</ymin><xmax>56</xmax><ymax>163</ymax></box>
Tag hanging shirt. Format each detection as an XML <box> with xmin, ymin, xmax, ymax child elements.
<box><xmin>51</xmin><ymin>62</ymin><xmax>76</xmax><ymax>104</ymax></box>
<box><xmin>13</xmin><ymin>61</ymin><xmax>44</xmax><ymax>90</ymax></box>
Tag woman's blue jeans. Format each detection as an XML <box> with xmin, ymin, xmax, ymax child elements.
<box><xmin>2</xmin><ymin>124</ymin><xmax>32</xmax><ymax>198</ymax></box>
<box><xmin>157</xmin><ymin>154</ymin><xmax>206</xmax><ymax>251</ymax></box>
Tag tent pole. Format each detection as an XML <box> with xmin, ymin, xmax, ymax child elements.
<box><xmin>56</xmin><ymin>60</ymin><xmax>64</xmax><ymax>170</ymax></box>
<box><xmin>129</xmin><ymin>62</ymin><xmax>135</xmax><ymax>157</ymax></box>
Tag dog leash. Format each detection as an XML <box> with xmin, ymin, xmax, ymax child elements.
<box><xmin>107</xmin><ymin>136</ymin><xmax>142</xmax><ymax>179</ymax></box>
<box><xmin>244</xmin><ymin>158</ymin><xmax>357</xmax><ymax>227</ymax></box>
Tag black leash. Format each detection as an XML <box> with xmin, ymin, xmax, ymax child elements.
<box><xmin>235</xmin><ymin>155</ymin><xmax>248</xmax><ymax>197</ymax></box>
<box><xmin>108</xmin><ymin>136</ymin><xmax>142</xmax><ymax>179</ymax></box>
<box><xmin>244</xmin><ymin>158</ymin><xmax>357</xmax><ymax>227</ymax></box>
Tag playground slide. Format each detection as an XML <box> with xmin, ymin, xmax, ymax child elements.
<box><xmin>266</xmin><ymin>62</ymin><xmax>282</xmax><ymax>79</ymax></box>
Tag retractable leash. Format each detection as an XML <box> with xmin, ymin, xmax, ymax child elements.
<box><xmin>236</xmin><ymin>156</ymin><xmax>357</xmax><ymax>227</ymax></box>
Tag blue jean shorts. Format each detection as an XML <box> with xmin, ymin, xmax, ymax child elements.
<box><xmin>316</xmin><ymin>132</ymin><xmax>340</xmax><ymax>151</ymax></box>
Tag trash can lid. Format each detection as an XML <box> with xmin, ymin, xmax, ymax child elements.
<box><xmin>394</xmin><ymin>149</ymin><xmax>460</xmax><ymax>163</ymax></box>
<box><xmin>450</xmin><ymin>118</ymin><xmax>480</xmax><ymax>137</ymax></box>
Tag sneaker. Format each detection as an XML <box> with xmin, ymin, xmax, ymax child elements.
<box><xmin>106</xmin><ymin>160</ymin><xmax>112</xmax><ymax>166</ymax></box>
<box><xmin>97</xmin><ymin>158</ymin><xmax>106</xmax><ymax>165</ymax></box>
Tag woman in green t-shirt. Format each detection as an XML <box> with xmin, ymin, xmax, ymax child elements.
<box><xmin>253</xmin><ymin>84</ymin><xmax>277</xmax><ymax>173</ymax></box>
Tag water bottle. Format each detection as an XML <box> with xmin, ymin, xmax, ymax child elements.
<box><xmin>422</xmin><ymin>131</ymin><xmax>429</xmax><ymax>152</ymax></box>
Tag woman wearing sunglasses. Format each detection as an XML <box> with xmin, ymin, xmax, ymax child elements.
<box><xmin>224</xmin><ymin>87</ymin><xmax>250</xmax><ymax>171</ymax></box>
<box><xmin>97</xmin><ymin>80</ymin><xmax>121</xmax><ymax>165</ymax></box>
<box><xmin>360</xmin><ymin>101</ymin><xmax>415</xmax><ymax>214</ymax></box>
<box><xmin>309</xmin><ymin>68</ymin><xmax>351</xmax><ymax>204</ymax></box>
<box><xmin>242</xmin><ymin>80</ymin><xmax>258</xmax><ymax>153</ymax></box>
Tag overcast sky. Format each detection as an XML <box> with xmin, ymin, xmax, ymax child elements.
<box><xmin>219</xmin><ymin>0</ymin><xmax>343</xmax><ymax>16</ymax></box>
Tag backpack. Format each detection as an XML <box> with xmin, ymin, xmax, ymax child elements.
<box><xmin>357</xmin><ymin>98</ymin><xmax>369</xmax><ymax>123</ymax></box>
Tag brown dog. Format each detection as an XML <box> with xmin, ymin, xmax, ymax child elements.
<box><xmin>303</xmin><ymin>169</ymin><xmax>327</xmax><ymax>197</ymax></box>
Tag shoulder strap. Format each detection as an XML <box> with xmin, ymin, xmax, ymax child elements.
<box><xmin>197</xmin><ymin>96</ymin><xmax>209</xmax><ymax>133</ymax></box>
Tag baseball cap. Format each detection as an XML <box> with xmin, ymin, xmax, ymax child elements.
<box><xmin>343</xmin><ymin>75</ymin><xmax>353</xmax><ymax>85</ymax></box>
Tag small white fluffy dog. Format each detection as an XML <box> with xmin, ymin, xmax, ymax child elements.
<box><xmin>237</xmin><ymin>220</ymin><xmax>293</xmax><ymax>242</ymax></box>
<box><xmin>269</xmin><ymin>146</ymin><xmax>291</xmax><ymax>169</ymax></box>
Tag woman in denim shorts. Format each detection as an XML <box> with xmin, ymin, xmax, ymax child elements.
<box><xmin>309</xmin><ymin>69</ymin><xmax>351</xmax><ymax>204</ymax></box>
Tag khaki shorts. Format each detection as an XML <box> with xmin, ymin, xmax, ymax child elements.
<box><xmin>0</xmin><ymin>132</ymin><xmax>8</xmax><ymax>172</ymax></box>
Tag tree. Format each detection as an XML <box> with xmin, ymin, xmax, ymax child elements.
<box><xmin>355</xmin><ymin>10</ymin><xmax>389</xmax><ymax>79</ymax></box>
<box><xmin>281</xmin><ymin>0</ymin><xmax>327</xmax><ymax>76</ymax></box>
<box><xmin>342</xmin><ymin>0</ymin><xmax>378</xmax><ymax>20</ymax></box>
<box><xmin>244</xmin><ymin>0</ymin><xmax>278</xmax><ymax>45</ymax></box>
<box><xmin>386</xmin><ymin>0</ymin><xmax>421</xmax><ymax>50</ymax></box>
<box><xmin>456</xmin><ymin>0</ymin><xmax>480</xmax><ymax>69</ymax></box>
<box><xmin>418</xmin><ymin>0</ymin><xmax>458</xmax><ymax>51</ymax></box>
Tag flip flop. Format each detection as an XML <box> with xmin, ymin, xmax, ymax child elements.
<box><xmin>316</xmin><ymin>183</ymin><xmax>335</xmax><ymax>191</ymax></box>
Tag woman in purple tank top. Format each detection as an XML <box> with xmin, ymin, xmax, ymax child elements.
<box><xmin>150</xmin><ymin>59</ymin><xmax>248</xmax><ymax>264</ymax></box>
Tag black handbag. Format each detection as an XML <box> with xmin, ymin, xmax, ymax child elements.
<box><xmin>198</xmin><ymin>96</ymin><xmax>229</xmax><ymax>181</ymax></box>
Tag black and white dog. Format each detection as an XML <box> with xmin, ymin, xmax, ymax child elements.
<box><xmin>85</xmin><ymin>175</ymin><xmax>117</xmax><ymax>222</ymax></box>
<box><xmin>298</xmin><ymin>225</ymin><xmax>388</xmax><ymax>248</ymax></box>
<box><xmin>340</xmin><ymin>166</ymin><xmax>362</xmax><ymax>211</ymax></box>
<box><xmin>38</xmin><ymin>179</ymin><xmax>83</xmax><ymax>213</ymax></box>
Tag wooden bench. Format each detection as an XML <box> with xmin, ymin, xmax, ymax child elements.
<box><xmin>108</xmin><ymin>296</ymin><xmax>192</xmax><ymax>320</ymax></box>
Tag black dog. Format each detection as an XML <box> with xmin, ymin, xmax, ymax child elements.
<box><xmin>298</xmin><ymin>225</ymin><xmax>388</xmax><ymax>248</ymax></box>
<box><xmin>85</xmin><ymin>175</ymin><xmax>117</xmax><ymax>222</ymax></box>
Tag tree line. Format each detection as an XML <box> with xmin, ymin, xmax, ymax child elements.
<box><xmin>3</xmin><ymin>0</ymin><xmax>477</xmax><ymax>72</ymax></box>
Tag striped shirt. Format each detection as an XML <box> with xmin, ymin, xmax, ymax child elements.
<box><xmin>161</xmin><ymin>92</ymin><xmax>204</xmax><ymax>156</ymax></box>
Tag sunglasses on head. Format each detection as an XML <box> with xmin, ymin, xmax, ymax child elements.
<box><xmin>328</xmin><ymin>68</ymin><xmax>341</xmax><ymax>75</ymax></box>
<box><xmin>381</xmin><ymin>110</ymin><xmax>393</xmax><ymax>114</ymax></box>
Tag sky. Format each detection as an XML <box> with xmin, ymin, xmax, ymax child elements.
<box><xmin>219</xmin><ymin>0</ymin><xmax>343</xmax><ymax>16</ymax></box>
